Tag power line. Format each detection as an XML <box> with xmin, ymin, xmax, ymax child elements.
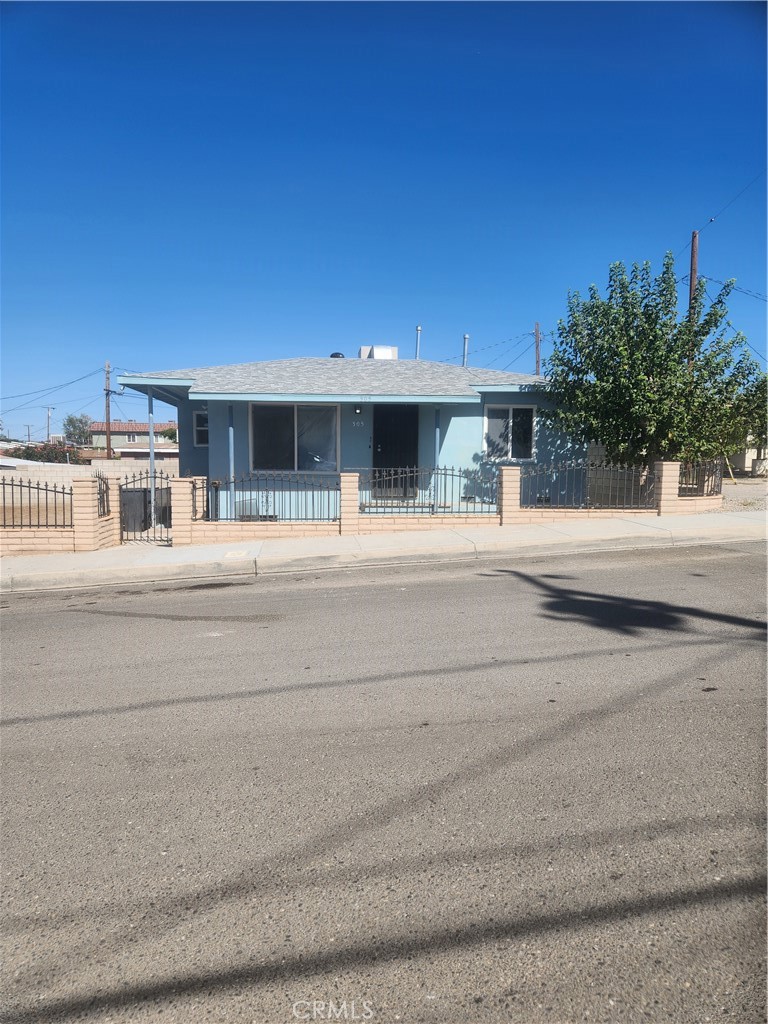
<box><xmin>746</xmin><ymin>342</ymin><xmax>767</xmax><ymax>363</ymax></box>
<box><xmin>436</xmin><ymin>332</ymin><xmax>534</xmax><ymax>363</ymax></box>
<box><xmin>702</xmin><ymin>285</ymin><xmax>767</xmax><ymax>363</ymax></box>
<box><xmin>500</xmin><ymin>340</ymin><xmax>537</xmax><ymax>371</ymax></box>
<box><xmin>697</xmin><ymin>169</ymin><xmax>766</xmax><ymax>233</ymax></box>
<box><xmin>1</xmin><ymin>376</ymin><xmax>105</xmax><ymax>417</ymax></box>
<box><xmin>701</xmin><ymin>276</ymin><xmax>766</xmax><ymax>302</ymax></box>
<box><xmin>681</xmin><ymin>272</ymin><xmax>768</xmax><ymax>304</ymax></box>
<box><xmin>480</xmin><ymin>332</ymin><xmax>538</xmax><ymax>369</ymax></box>
<box><xmin>674</xmin><ymin>169</ymin><xmax>766</xmax><ymax>258</ymax></box>
<box><xmin>0</xmin><ymin>368</ymin><xmax>103</xmax><ymax>405</ymax></box>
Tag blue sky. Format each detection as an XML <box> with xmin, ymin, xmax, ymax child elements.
<box><xmin>2</xmin><ymin>1</ymin><xmax>765</xmax><ymax>440</ymax></box>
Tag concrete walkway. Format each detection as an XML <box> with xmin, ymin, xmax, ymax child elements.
<box><xmin>1</xmin><ymin>509</ymin><xmax>764</xmax><ymax>592</ymax></box>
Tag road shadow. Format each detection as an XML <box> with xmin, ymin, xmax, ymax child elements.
<box><xmin>0</xmin><ymin>631</ymin><xmax>751</xmax><ymax>728</ymax></box>
<box><xmin>3</xmin><ymin>873</ymin><xmax>764</xmax><ymax>1024</ymax></box>
<box><xmin>480</xmin><ymin>569</ymin><xmax>766</xmax><ymax>637</ymax></box>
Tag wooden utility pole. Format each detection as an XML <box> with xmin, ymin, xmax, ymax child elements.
<box><xmin>534</xmin><ymin>322</ymin><xmax>541</xmax><ymax>375</ymax></box>
<box><xmin>104</xmin><ymin>361</ymin><xmax>113</xmax><ymax>459</ymax></box>
<box><xmin>688</xmin><ymin>230</ymin><xmax>699</xmax><ymax>368</ymax></box>
<box><xmin>24</xmin><ymin>425</ymin><xmax>33</xmax><ymax>442</ymax></box>
<box><xmin>688</xmin><ymin>230</ymin><xmax>699</xmax><ymax>314</ymax></box>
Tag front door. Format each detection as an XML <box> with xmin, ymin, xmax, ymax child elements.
<box><xmin>372</xmin><ymin>404</ymin><xmax>419</xmax><ymax>499</ymax></box>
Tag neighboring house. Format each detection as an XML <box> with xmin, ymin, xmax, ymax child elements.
<box><xmin>117</xmin><ymin>347</ymin><xmax>577</xmax><ymax>480</ymax></box>
<box><xmin>89</xmin><ymin>420</ymin><xmax>179</xmax><ymax>463</ymax></box>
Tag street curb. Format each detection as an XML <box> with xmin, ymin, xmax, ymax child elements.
<box><xmin>1</xmin><ymin>529</ymin><xmax>763</xmax><ymax>593</ymax></box>
<box><xmin>0</xmin><ymin>558</ymin><xmax>258</xmax><ymax>594</ymax></box>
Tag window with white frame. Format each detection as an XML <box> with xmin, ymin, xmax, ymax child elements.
<box><xmin>251</xmin><ymin>404</ymin><xmax>338</xmax><ymax>471</ymax></box>
<box><xmin>126</xmin><ymin>433</ymin><xmax>137</xmax><ymax>443</ymax></box>
<box><xmin>193</xmin><ymin>411</ymin><xmax>209</xmax><ymax>447</ymax></box>
<box><xmin>484</xmin><ymin>405</ymin><xmax>535</xmax><ymax>460</ymax></box>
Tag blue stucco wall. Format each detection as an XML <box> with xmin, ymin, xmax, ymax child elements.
<box><xmin>186</xmin><ymin>393</ymin><xmax>580</xmax><ymax>479</ymax></box>
<box><xmin>178</xmin><ymin>400</ymin><xmax>210</xmax><ymax>477</ymax></box>
<box><xmin>436</xmin><ymin>391</ymin><xmax>577</xmax><ymax>469</ymax></box>
<box><xmin>340</xmin><ymin>403</ymin><xmax>372</xmax><ymax>470</ymax></box>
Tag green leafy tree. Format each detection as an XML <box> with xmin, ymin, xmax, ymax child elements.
<box><xmin>5</xmin><ymin>442</ymin><xmax>86</xmax><ymax>465</ymax></box>
<box><xmin>159</xmin><ymin>426</ymin><xmax>177</xmax><ymax>442</ymax></box>
<box><xmin>63</xmin><ymin>413</ymin><xmax>93</xmax><ymax>447</ymax></box>
<box><xmin>543</xmin><ymin>254</ymin><xmax>761</xmax><ymax>465</ymax></box>
<box><xmin>735</xmin><ymin>373</ymin><xmax>768</xmax><ymax>459</ymax></box>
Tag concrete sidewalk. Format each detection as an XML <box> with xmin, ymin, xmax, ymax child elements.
<box><xmin>1</xmin><ymin>509</ymin><xmax>764</xmax><ymax>592</ymax></box>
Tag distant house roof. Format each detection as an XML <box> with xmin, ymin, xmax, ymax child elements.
<box><xmin>118</xmin><ymin>358</ymin><xmax>545</xmax><ymax>403</ymax></box>
<box><xmin>90</xmin><ymin>420</ymin><xmax>177</xmax><ymax>432</ymax></box>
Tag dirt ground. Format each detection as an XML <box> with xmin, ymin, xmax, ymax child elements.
<box><xmin>721</xmin><ymin>476</ymin><xmax>768</xmax><ymax>512</ymax></box>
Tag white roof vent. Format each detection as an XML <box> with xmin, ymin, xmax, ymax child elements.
<box><xmin>358</xmin><ymin>345</ymin><xmax>398</xmax><ymax>360</ymax></box>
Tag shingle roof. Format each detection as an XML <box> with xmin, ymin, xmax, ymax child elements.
<box><xmin>123</xmin><ymin>358</ymin><xmax>544</xmax><ymax>397</ymax></box>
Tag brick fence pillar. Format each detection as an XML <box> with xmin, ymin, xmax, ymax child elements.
<box><xmin>72</xmin><ymin>478</ymin><xmax>100</xmax><ymax>552</ymax></box>
<box><xmin>170</xmin><ymin>478</ymin><xmax>195</xmax><ymax>545</ymax></box>
<box><xmin>498</xmin><ymin>465</ymin><xmax>521</xmax><ymax>525</ymax></box>
<box><xmin>654</xmin><ymin>461</ymin><xmax>681</xmax><ymax>515</ymax></box>
<box><xmin>339</xmin><ymin>472</ymin><xmax>360</xmax><ymax>535</ymax></box>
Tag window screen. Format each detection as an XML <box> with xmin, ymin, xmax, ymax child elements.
<box><xmin>251</xmin><ymin>405</ymin><xmax>338</xmax><ymax>470</ymax></box>
<box><xmin>252</xmin><ymin>406</ymin><xmax>294</xmax><ymax>469</ymax></box>
<box><xmin>485</xmin><ymin>406</ymin><xmax>534</xmax><ymax>459</ymax></box>
<box><xmin>485</xmin><ymin>408</ymin><xmax>509</xmax><ymax>459</ymax></box>
<box><xmin>297</xmin><ymin>406</ymin><xmax>337</xmax><ymax>470</ymax></box>
<box><xmin>193</xmin><ymin>412</ymin><xmax>209</xmax><ymax>447</ymax></box>
<box><xmin>509</xmin><ymin>408</ymin><xmax>533</xmax><ymax>459</ymax></box>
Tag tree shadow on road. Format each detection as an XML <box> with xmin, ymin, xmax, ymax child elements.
<box><xmin>479</xmin><ymin>569</ymin><xmax>766</xmax><ymax>637</ymax></box>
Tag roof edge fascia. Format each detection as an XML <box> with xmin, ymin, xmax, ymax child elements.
<box><xmin>117</xmin><ymin>375</ymin><xmax>195</xmax><ymax>388</ymax></box>
<box><xmin>474</xmin><ymin>383</ymin><xmax>547</xmax><ymax>393</ymax></box>
<box><xmin>191</xmin><ymin>392</ymin><xmax>481</xmax><ymax>404</ymax></box>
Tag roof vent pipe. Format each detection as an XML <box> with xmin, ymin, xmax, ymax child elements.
<box><xmin>415</xmin><ymin>325</ymin><xmax>422</xmax><ymax>360</ymax></box>
<box><xmin>462</xmin><ymin>334</ymin><xmax>469</xmax><ymax>367</ymax></box>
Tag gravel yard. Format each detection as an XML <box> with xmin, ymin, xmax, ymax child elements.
<box><xmin>722</xmin><ymin>477</ymin><xmax>768</xmax><ymax>513</ymax></box>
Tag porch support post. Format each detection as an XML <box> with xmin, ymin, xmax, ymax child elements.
<box><xmin>434</xmin><ymin>407</ymin><xmax>441</xmax><ymax>468</ymax></box>
<box><xmin>147</xmin><ymin>388</ymin><xmax>156</xmax><ymax>527</ymax></box>
<box><xmin>228</xmin><ymin>403</ymin><xmax>236</xmax><ymax>514</ymax></box>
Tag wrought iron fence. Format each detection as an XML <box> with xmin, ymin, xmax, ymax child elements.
<box><xmin>206</xmin><ymin>472</ymin><xmax>340</xmax><ymax>522</ymax></box>
<box><xmin>0</xmin><ymin>476</ymin><xmax>73</xmax><ymax>528</ymax></box>
<box><xmin>358</xmin><ymin>466</ymin><xmax>498</xmax><ymax>515</ymax></box>
<box><xmin>192</xmin><ymin>478</ymin><xmax>202</xmax><ymax>521</ymax></box>
<box><xmin>520</xmin><ymin>460</ymin><xmax>656</xmax><ymax>510</ymax></box>
<box><xmin>95</xmin><ymin>471</ymin><xmax>111</xmax><ymax>518</ymax></box>
<box><xmin>678</xmin><ymin>459</ymin><xmax>723</xmax><ymax>497</ymax></box>
<box><xmin>119</xmin><ymin>469</ymin><xmax>172</xmax><ymax>543</ymax></box>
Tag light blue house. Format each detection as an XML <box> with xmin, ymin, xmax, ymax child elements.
<box><xmin>118</xmin><ymin>347</ymin><xmax>577</xmax><ymax>517</ymax></box>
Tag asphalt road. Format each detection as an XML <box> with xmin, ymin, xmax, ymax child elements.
<box><xmin>1</xmin><ymin>543</ymin><xmax>765</xmax><ymax>1024</ymax></box>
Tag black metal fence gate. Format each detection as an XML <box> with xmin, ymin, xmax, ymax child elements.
<box><xmin>119</xmin><ymin>470</ymin><xmax>172</xmax><ymax>544</ymax></box>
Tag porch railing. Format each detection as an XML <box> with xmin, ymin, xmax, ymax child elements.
<box><xmin>520</xmin><ymin>460</ymin><xmax>657</xmax><ymax>510</ymax></box>
<box><xmin>0</xmin><ymin>477</ymin><xmax>73</xmax><ymax>527</ymax></box>
<box><xmin>678</xmin><ymin>459</ymin><xmax>723</xmax><ymax>497</ymax></box>
<box><xmin>206</xmin><ymin>472</ymin><xmax>340</xmax><ymax>522</ymax></box>
<box><xmin>358</xmin><ymin>466</ymin><xmax>498</xmax><ymax>515</ymax></box>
